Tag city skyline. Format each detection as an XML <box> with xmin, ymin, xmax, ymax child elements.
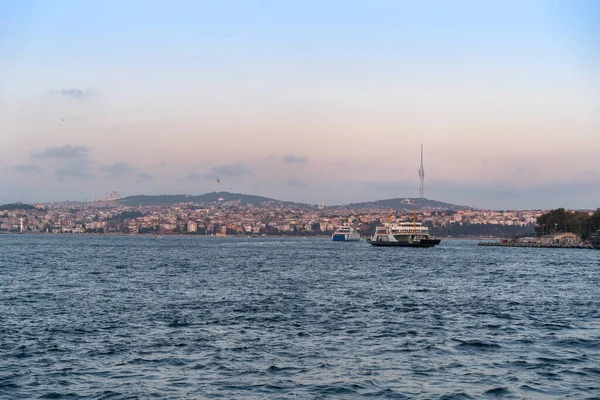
<box><xmin>1</xmin><ymin>1</ymin><xmax>599</xmax><ymax>209</ymax></box>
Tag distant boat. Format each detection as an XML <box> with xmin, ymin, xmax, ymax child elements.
<box><xmin>332</xmin><ymin>226</ymin><xmax>361</xmax><ymax>242</ymax></box>
<box><xmin>155</xmin><ymin>235</ymin><xmax>164</xmax><ymax>239</ymax></box>
<box><xmin>591</xmin><ymin>230</ymin><xmax>600</xmax><ymax>250</ymax></box>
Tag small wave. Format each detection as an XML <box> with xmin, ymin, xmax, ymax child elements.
<box><xmin>229</xmin><ymin>345</ymin><xmax>252</xmax><ymax>352</ymax></box>
<box><xmin>514</xmin><ymin>338</ymin><xmax>534</xmax><ymax>344</ymax></box>
<box><xmin>266</xmin><ymin>365</ymin><xmax>306</xmax><ymax>376</ymax></box>
<box><xmin>369</xmin><ymin>331</ymin><xmax>406</xmax><ymax>339</ymax></box>
<box><xmin>267</xmin><ymin>365</ymin><xmax>290</xmax><ymax>372</ymax></box>
<box><xmin>519</xmin><ymin>384</ymin><xmax>549</xmax><ymax>395</ymax></box>
<box><xmin>536</xmin><ymin>356</ymin><xmax>569</xmax><ymax>365</ymax></box>
<box><xmin>167</xmin><ymin>319</ymin><xmax>191</xmax><ymax>327</ymax></box>
<box><xmin>560</xmin><ymin>368</ymin><xmax>586</xmax><ymax>377</ymax></box>
<box><xmin>86</xmin><ymin>347</ymin><xmax>127</xmax><ymax>357</ymax></box>
<box><xmin>10</xmin><ymin>346</ymin><xmax>33</xmax><ymax>359</ymax></box>
<box><xmin>318</xmin><ymin>362</ymin><xmax>334</xmax><ymax>369</ymax></box>
<box><xmin>128</xmin><ymin>357</ymin><xmax>187</xmax><ymax>366</ymax></box>
<box><xmin>40</xmin><ymin>393</ymin><xmax>79</xmax><ymax>399</ymax></box>
<box><xmin>392</xmin><ymin>307</ymin><xmax>419</xmax><ymax>313</ymax></box>
<box><xmin>539</xmin><ymin>322</ymin><xmax>576</xmax><ymax>330</ymax></box>
<box><xmin>455</xmin><ymin>340</ymin><xmax>501</xmax><ymax>350</ymax></box>
<box><xmin>484</xmin><ymin>387</ymin><xmax>511</xmax><ymax>396</ymax></box>
<box><xmin>583</xmin><ymin>367</ymin><xmax>600</xmax><ymax>375</ymax></box>
<box><xmin>309</xmin><ymin>383</ymin><xmax>365</xmax><ymax>396</ymax></box>
<box><xmin>556</xmin><ymin>338</ymin><xmax>600</xmax><ymax>349</ymax></box>
<box><xmin>262</xmin><ymin>379</ymin><xmax>297</xmax><ymax>390</ymax></box>
<box><xmin>438</xmin><ymin>392</ymin><xmax>475</xmax><ymax>399</ymax></box>
<box><xmin>484</xmin><ymin>323</ymin><xmax>503</xmax><ymax>329</ymax></box>
<box><xmin>364</xmin><ymin>388</ymin><xmax>410</xmax><ymax>398</ymax></box>
<box><xmin>46</xmin><ymin>344</ymin><xmax>68</xmax><ymax>353</ymax></box>
<box><xmin>0</xmin><ymin>383</ymin><xmax>21</xmax><ymax>390</ymax></box>
<box><xmin>96</xmin><ymin>390</ymin><xmax>123</xmax><ymax>399</ymax></box>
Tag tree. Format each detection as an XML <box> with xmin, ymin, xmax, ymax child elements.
<box><xmin>536</xmin><ymin>208</ymin><xmax>600</xmax><ymax>240</ymax></box>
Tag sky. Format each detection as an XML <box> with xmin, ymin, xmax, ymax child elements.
<box><xmin>1</xmin><ymin>0</ymin><xmax>599</xmax><ymax>209</ymax></box>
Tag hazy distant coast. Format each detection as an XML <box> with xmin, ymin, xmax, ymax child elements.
<box><xmin>6</xmin><ymin>191</ymin><xmax>597</xmax><ymax>240</ymax></box>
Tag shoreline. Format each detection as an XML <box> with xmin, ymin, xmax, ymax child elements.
<box><xmin>1</xmin><ymin>232</ymin><xmax>499</xmax><ymax>240</ymax></box>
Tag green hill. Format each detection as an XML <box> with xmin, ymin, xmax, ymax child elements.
<box><xmin>117</xmin><ymin>192</ymin><xmax>465</xmax><ymax>210</ymax></box>
<box><xmin>344</xmin><ymin>197</ymin><xmax>466</xmax><ymax>211</ymax></box>
<box><xmin>0</xmin><ymin>203</ymin><xmax>38</xmax><ymax>211</ymax></box>
<box><xmin>117</xmin><ymin>192</ymin><xmax>311</xmax><ymax>207</ymax></box>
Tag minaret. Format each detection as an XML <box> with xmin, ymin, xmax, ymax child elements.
<box><xmin>418</xmin><ymin>144</ymin><xmax>425</xmax><ymax>198</ymax></box>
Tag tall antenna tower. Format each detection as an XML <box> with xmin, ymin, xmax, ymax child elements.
<box><xmin>418</xmin><ymin>144</ymin><xmax>425</xmax><ymax>198</ymax></box>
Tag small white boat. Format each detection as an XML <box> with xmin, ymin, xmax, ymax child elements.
<box><xmin>332</xmin><ymin>226</ymin><xmax>361</xmax><ymax>242</ymax></box>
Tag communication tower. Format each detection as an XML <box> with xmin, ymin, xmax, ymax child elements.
<box><xmin>418</xmin><ymin>144</ymin><xmax>425</xmax><ymax>199</ymax></box>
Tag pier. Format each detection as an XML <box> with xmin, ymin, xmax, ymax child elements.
<box><xmin>478</xmin><ymin>241</ymin><xmax>592</xmax><ymax>249</ymax></box>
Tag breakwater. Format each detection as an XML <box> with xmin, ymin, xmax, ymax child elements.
<box><xmin>478</xmin><ymin>241</ymin><xmax>592</xmax><ymax>249</ymax></box>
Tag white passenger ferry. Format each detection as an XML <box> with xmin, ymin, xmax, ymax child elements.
<box><xmin>368</xmin><ymin>213</ymin><xmax>440</xmax><ymax>248</ymax></box>
<box><xmin>332</xmin><ymin>226</ymin><xmax>361</xmax><ymax>242</ymax></box>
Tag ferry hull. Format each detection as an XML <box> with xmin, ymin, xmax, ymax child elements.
<box><xmin>368</xmin><ymin>238</ymin><xmax>441</xmax><ymax>248</ymax></box>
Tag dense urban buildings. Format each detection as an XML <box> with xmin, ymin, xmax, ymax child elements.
<box><xmin>0</xmin><ymin>193</ymin><xmax>561</xmax><ymax>238</ymax></box>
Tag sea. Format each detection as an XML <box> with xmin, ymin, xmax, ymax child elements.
<box><xmin>1</xmin><ymin>235</ymin><xmax>599</xmax><ymax>399</ymax></box>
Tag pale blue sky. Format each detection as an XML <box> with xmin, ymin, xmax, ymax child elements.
<box><xmin>1</xmin><ymin>0</ymin><xmax>599</xmax><ymax>208</ymax></box>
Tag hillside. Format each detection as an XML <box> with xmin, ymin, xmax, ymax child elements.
<box><xmin>117</xmin><ymin>192</ymin><xmax>311</xmax><ymax>208</ymax></box>
<box><xmin>117</xmin><ymin>192</ymin><xmax>466</xmax><ymax>211</ymax></box>
<box><xmin>0</xmin><ymin>203</ymin><xmax>38</xmax><ymax>211</ymax></box>
<box><xmin>344</xmin><ymin>197</ymin><xmax>466</xmax><ymax>211</ymax></box>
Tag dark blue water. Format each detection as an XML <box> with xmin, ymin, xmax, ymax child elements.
<box><xmin>1</xmin><ymin>235</ymin><xmax>599</xmax><ymax>399</ymax></box>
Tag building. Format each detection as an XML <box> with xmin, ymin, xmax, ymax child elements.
<box><xmin>539</xmin><ymin>232</ymin><xmax>580</xmax><ymax>245</ymax></box>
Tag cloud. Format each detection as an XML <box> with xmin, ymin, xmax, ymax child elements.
<box><xmin>49</xmin><ymin>88</ymin><xmax>94</xmax><ymax>100</ymax></box>
<box><xmin>421</xmin><ymin>176</ymin><xmax>600</xmax><ymax>210</ymax></box>
<box><xmin>514</xmin><ymin>166</ymin><xmax>537</xmax><ymax>176</ymax></box>
<box><xmin>55</xmin><ymin>159</ymin><xmax>95</xmax><ymax>179</ymax></box>
<box><xmin>14</xmin><ymin>164</ymin><xmax>42</xmax><ymax>173</ymax></box>
<box><xmin>571</xmin><ymin>170</ymin><xmax>600</xmax><ymax>185</ymax></box>
<box><xmin>205</xmin><ymin>162</ymin><xmax>253</xmax><ymax>179</ymax></box>
<box><xmin>283</xmin><ymin>155</ymin><xmax>308</xmax><ymax>165</ymax></box>
<box><xmin>286</xmin><ymin>177</ymin><xmax>308</xmax><ymax>187</ymax></box>
<box><xmin>188</xmin><ymin>172</ymin><xmax>202</xmax><ymax>180</ymax></box>
<box><xmin>100</xmin><ymin>162</ymin><xmax>136</xmax><ymax>178</ymax></box>
<box><xmin>33</xmin><ymin>145</ymin><xmax>89</xmax><ymax>159</ymax></box>
<box><xmin>138</xmin><ymin>172</ymin><xmax>153</xmax><ymax>180</ymax></box>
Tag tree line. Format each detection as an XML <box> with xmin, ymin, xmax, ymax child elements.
<box><xmin>536</xmin><ymin>208</ymin><xmax>600</xmax><ymax>240</ymax></box>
